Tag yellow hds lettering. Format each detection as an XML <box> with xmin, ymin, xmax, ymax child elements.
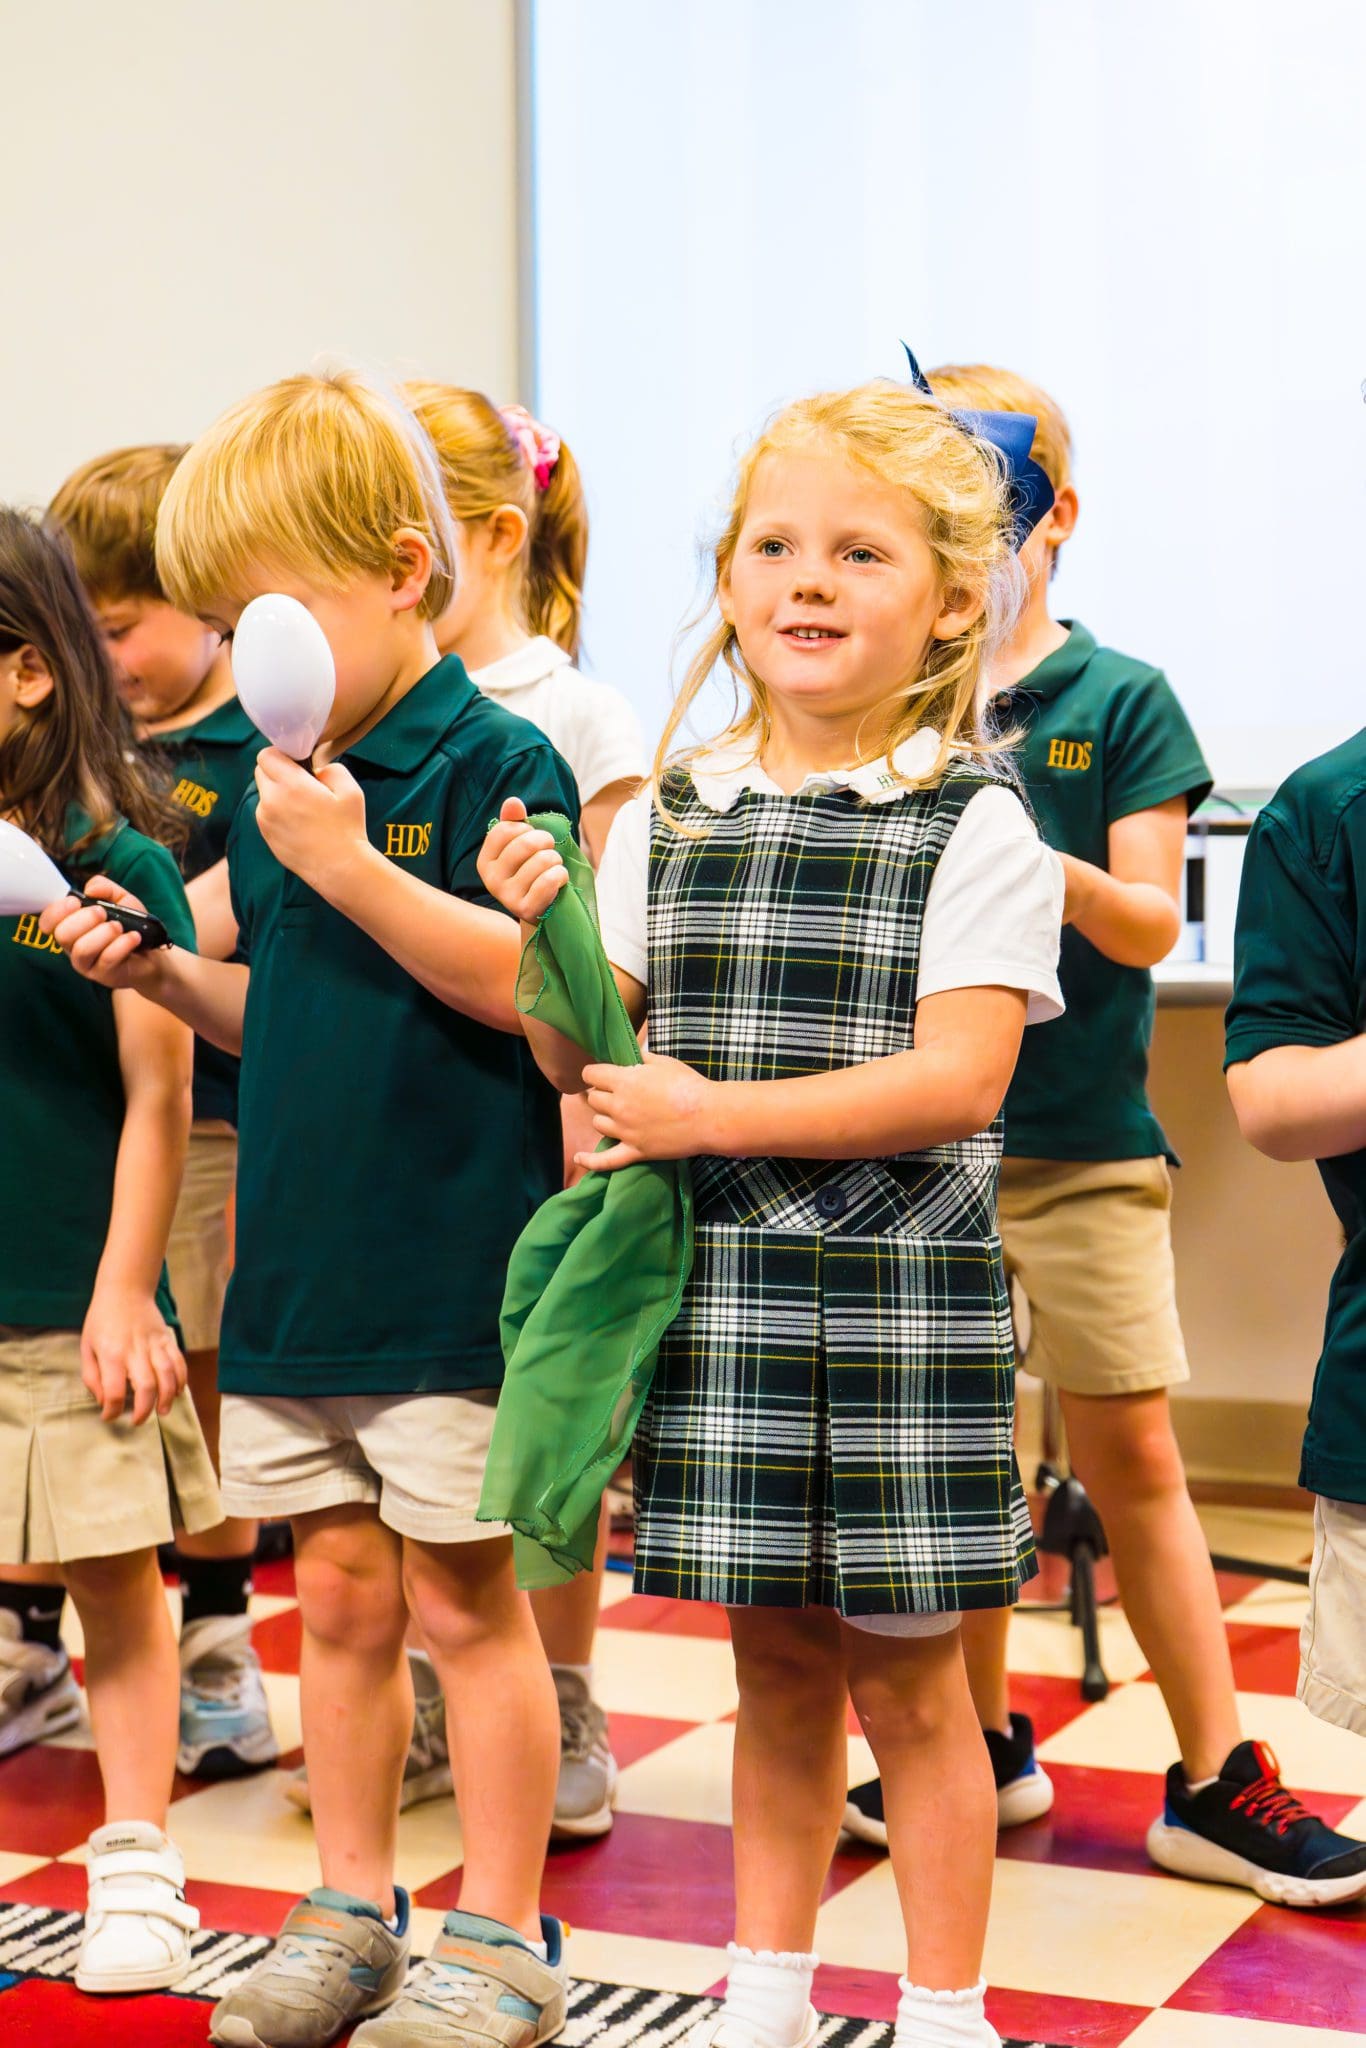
<box><xmin>385</xmin><ymin>821</ymin><xmax>433</xmax><ymax>859</ymax></box>
<box><xmin>11</xmin><ymin>915</ymin><xmax>60</xmax><ymax>952</ymax></box>
<box><xmin>172</xmin><ymin>777</ymin><xmax>220</xmax><ymax>819</ymax></box>
<box><xmin>1046</xmin><ymin>739</ymin><xmax>1093</xmax><ymax>772</ymax></box>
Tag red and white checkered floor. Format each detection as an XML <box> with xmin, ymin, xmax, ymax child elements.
<box><xmin>0</xmin><ymin>1503</ymin><xmax>1361</xmax><ymax>2047</ymax></box>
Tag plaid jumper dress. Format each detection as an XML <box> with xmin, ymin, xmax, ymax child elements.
<box><xmin>631</xmin><ymin>760</ymin><xmax>1037</xmax><ymax>1617</ymax></box>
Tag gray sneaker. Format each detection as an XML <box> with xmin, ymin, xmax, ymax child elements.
<box><xmin>285</xmin><ymin>1650</ymin><xmax>452</xmax><ymax>1815</ymax></box>
<box><xmin>210</xmin><ymin>1887</ymin><xmax>410</xmax><ymax>2047</ymax></box>
<box><xmin>178</xmin><ymin>1613</ymin><xmax>281</xmax><ymax>1780</ymax></box>
<box><xmin>550</xmin><ymin>1667</ymin><xmax>617</xmax><ymax>1840</ymax></box>
<box><xmin>0</xmin><ymin>1610</ymin><xmax>82</xmax><ymax>1755</ymax></box>
<box><xmin>352</xmin><ymin>1911</ymin><xmax>566</xmax><ymax>2047</ymax></box>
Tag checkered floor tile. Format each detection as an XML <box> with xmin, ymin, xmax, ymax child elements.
<box><xmin>0</xmin><ymin>1505</ymin><xmax>1362</xmax><ymax>2047</ymax></box>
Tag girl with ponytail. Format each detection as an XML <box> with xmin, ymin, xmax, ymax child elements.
<box><xmin>405</xmin><ymin>383</ymin><xmax>645</xmax><ymax>1843</ymax></box>
<box><xmin>406</xmin><ymin>384</ymin><xmax>646</xmax><ymax>864</ymax></box>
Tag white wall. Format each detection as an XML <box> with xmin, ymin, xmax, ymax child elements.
<box><xmin>1</xmin><ymin>0</ymin><xmax>521</xmax><ymax>506</ymax></box>
<box><xmin>532</xmin><ymin>0</ymin><xmax>1366</xmax><ymax>788</ymax></box>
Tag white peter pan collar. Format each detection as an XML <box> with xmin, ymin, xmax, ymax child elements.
<box><xmin>470</xmin><ymin>636</ymin><xmax>571</xmax><ymax>694</ymax></box>
<box><xmin>690</xmin><ymin>729</ymin><xmax>964</xmax><ymax>813</ymax></box>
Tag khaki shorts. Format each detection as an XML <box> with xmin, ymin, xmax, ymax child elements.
<box><xmin>219</xmin><ymin>1389</ymin><xmax>505</xmax><ymax>1545</ymax></box>
<box><xmin>1299</xmin><ymin>1496</ymin><xmax>1366</xmax><ymax>1739</ymax></box>
<box><xmin>167</xmin><ymin>1123</ymin><xmax>236</xmax><ymax>1355</ymax></box>
<box><xmin>998</xmin><ymin>1157</ymin><xmax>1190</xmax><ymax>1397</ymax></box>
<box><xmin>0</xmin><ymin>1327</ymin><xmax>221</xmax><ymax>1564</ymax></box>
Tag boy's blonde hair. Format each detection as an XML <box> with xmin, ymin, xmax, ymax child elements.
<box><xmin>156</xmin><ymin>368</ymin><xmax>456</xmax><ymax>620</ymax></box>
<box><xmin>404</xmin><ymin>382</ymin><xmax>587</xmax><ymax>660</ymax></box>
<box><xmin>926</xmin><ymin>363</ymin><xmax>1073</xmax><ymax>498</ymax></box>
<box><xmin>655</xmin><ymin>380</ymin><xmax>1023</xmax><ymax>820</ymax></box>
<box><xmin>48</xmin><ymin>443</ymin><xmax>188</xmax><ymax>603</ymax></box>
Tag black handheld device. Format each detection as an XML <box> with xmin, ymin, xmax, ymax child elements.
<box><xmin>73</xmin><ymin>893</ymin><xmax>172</xmax><ymax>950</ymax></box>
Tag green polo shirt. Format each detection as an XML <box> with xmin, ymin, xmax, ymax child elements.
<box><xmin>0</xmin><ymin>812</ymin><xmax>195</xmax><ymax>1329</ymax></box>
<box><xmin>221</xmin><ymin>653</ymin><xmax>579</xmax><ymax>1399</ymax></box>
<box><xmin>146</xmin><ymin>698</ymin><xmax>260</xmax><ymax>1126</ymax></box>
<box><xmin>1000</xmin><ymin>622</ymin><xmax>1212</xmax><ymax>1161</ymax></box>
<box><xmin>1225</xmin><ymin>730</ymin><xmax>1366</xmax><ymax>1505</ymax></box>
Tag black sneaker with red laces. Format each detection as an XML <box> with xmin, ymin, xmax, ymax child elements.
<box><xmin>1146</xmin><ymin>1739</ymin><xmax>1366</xmax><ymax>1907</ymax></box>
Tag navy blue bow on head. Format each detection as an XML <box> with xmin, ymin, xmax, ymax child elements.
<box><xmin>903</xmin><ymin>345</ymin><xmax>1055</xmax><ymax>549</ymax></box>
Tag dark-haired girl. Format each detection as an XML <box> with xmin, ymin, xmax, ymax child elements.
<box><xmin>0</xmin><ymin>508</ymin><xmax>218</xmax><ymax>1994</ymax></box>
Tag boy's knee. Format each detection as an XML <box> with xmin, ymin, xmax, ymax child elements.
<box><xmin>1078</xmin><ymin>1422</ymin><xmax>1186</xmax><ymax>1508</ymax></box>
<box><xmin>1064</xmin><ymin>1390</ymin><xmax>1188</xmax><ymax>1509</ymax></box>
<box><xmin>296</xmin><ymin>1549</ymin><xmax>407</xmax><ymax>1655</ymax></box>
<box><xmin>400</xmin><ymin>1545</ymin><xmax>516</xmax><ymax>1658</ymax></box>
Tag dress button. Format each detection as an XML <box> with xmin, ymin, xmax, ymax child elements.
<box><xmin>815</xmin><ymin>1186</ymin><xmax>848</xmax><ymax>1220</ymax></box>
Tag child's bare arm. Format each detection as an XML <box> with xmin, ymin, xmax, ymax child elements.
<box><xmin>185</xmin><ymin>858</ymin><xmax>239</xmax><ymax>960</ymax></box>
<box><xmin>580</xmin><ymin>776</ymin><xmax>643</xmax><ymax>868</ymax></box>
<box><xmin>1224</xmin><ymin>803</ymin><xmax>1364</xmax><ymax>1163</ymax></box>
<box><xmin>253</xmin><ymin>750</ymin><xmax>558</xmax><ymax>1036</ymax></box>
<box><xmin>43</xmin><ymin>891</ymin><xmax>248</xmax><ymax>1050</ymax></box>
<box><xmin>81</xmin><ymin>991</ymin><xmax>193</xmax><ymax>1426</ymax></box>
<box><xmin>1228</xmin><ymin>1041</ymin><xmax>1366</xmax><ymax>1163</ymax></box>
<box><xmin>520</xmin><ymin>948</ymin><xmax>645</xmax><ymax>1095</ymax></box>
<box><xmin>478</xmin><ymin>798</ymin><xmax>648</xmax><ymax>1089</ymax></box>
<box><xmin>1060</xmin><ymin>796</ymin><xmax>1187</xmax><ymax>968</ymax></box>
<box><xmin>42</xmin><ymin>881</ymin><xmax>250</xmax><ymax>1053</ymax></box>
<box><xmin>578</xmin><ymin>984</ymin><xmax>1026</xmax><ymax>1170</ymax></box>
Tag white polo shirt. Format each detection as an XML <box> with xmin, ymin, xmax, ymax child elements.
<box><xmin>470</xmin><ymin>637</ymin><xmax>648</xmax><ymax>806</ymax></box>
<box><xmin>595</xmin><ymin>731</ymin><xmax>1065</xmax><ymax>1022</ymax></box>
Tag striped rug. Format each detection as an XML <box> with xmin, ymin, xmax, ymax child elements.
<box><xmin>0</xmin><ymin>1904</ymin><xmax>1063</xmax><ymax>2046</ymax></box>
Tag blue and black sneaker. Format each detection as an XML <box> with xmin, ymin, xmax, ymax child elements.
<box><xmin>842</xmin><ymin>1711</ymin><xmax>1054</xmax><ymax>1846</ymax></box>
<box><xmin>1147</xmin><ymin>1739</ymin><xmax>1366</xmax><ymax>1908</ymax></box>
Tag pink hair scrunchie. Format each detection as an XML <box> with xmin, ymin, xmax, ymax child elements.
<box><xmin>500</xmin><ymin>404</ymin><xmax>561</xmax><ymax>492</ymax></box>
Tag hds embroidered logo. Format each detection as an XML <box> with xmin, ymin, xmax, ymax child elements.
<box><xmin>10</xmin><ymin>916</ymin><xmax>61</xmax><ymax>952</ymax></box>
<box><xmin>1046</xmin><ymin>739</ymin><xmax>1093</xmax><ymax>772</ymax></box>
<box><xmin>385</xmin><ymin>822</ymin><xmax>433</xmax><ymax>858</ymax></box>
<box><xmin>172</xmin><ymin>777</ymin><xmax>220</xmax><ymax>818</ymax></box>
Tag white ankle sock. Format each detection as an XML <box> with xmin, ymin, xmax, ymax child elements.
<box><xmin>553</xmin><ymin>1661</ymin><xmax>594</xmax><ymax>1687</ymax></box>
<box><xmin>721</xmin><ymin>1942</ymin><xmax>817</xmax><ymax>2045</ymax></box>
<box><xmin>893</xmin><ymin>1977</ymin><xmax>999</xmax><ymax>2048</ymax></box>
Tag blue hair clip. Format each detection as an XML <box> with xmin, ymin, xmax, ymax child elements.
<box><xmin>902</xmin><ymin>344</ymin><xmax>1055</xmax><ymax>549</ymax></box>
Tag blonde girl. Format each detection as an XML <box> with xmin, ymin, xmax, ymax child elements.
<box><xmin>407</xmin><ymin>383</ymin><xmax>645</xmax><ymax>863</ymax></box>
<box><xmin>479</xmin><ymin>382</ymin><xmax>1065</xmax><ymax>2048</ymax></box>
<box><xmin>406</xmin><ymin>380</ymin><xmax>647</xmax><ymax>1842</ymax></box>
<box><xmin>0</xmin><ymin>509</ymin><xmax>218</xmax><ymax>1995</ymax></box>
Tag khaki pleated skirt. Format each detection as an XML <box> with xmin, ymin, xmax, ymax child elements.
<box><xmin>0</xmin><ymin>1327</ymin><xmax>222</xmax><ymax>1564</ymax></box>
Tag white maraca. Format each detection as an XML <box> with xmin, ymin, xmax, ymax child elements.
<box><xmin>0</xmin><ymin>819</ymin><xmax>170</xmax><ymax>948</ymax></box>
<box><xmin>230</xmin><ymin>594</ymin><xmax>336</xmax><ymax>761</ymax></box>
<box><xmin>0</xmin><ymin>818</ymin><xmax>71</xmax><ymax>916</ymax></box>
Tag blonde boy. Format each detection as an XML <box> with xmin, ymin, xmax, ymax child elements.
<box><xmin>49</xmin><ymin>444</ymin><xmax>277</xmax><ymax>1782</ymax></box>
<box><xmin>844</xmin><ymin>364</ymin><xmax>1366</xmax><ymax>1908</ymax></box>
<box><xmin>47</xmin><ymin>369</ymin><xmax>576</xmax><ymax>2048</ymax></box>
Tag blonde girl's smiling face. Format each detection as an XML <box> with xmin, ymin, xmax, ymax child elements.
<box><xmin>721</xmin><ymin>445</ymin><xmax>981</xmax><ymax>730</ymax></box>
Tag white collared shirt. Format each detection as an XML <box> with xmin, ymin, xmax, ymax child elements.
<box><xmin>470</xmin><ymin>637</ymin><xmax>648</xmax><ymax>806</ymax></box>
<box><xmin>595</xmin><ymin>730</ymin><xmax>1065</xmax><ymax>1023</ymax></box>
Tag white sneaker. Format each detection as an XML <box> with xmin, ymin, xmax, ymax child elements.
<box><xmin>178</xmin><ymin>1613</ymin><xmax>280</xmax><ymax>1779</ymax></box>
<box><xmin>75</xmin><ymin>1821</ymin><xmax>199</xmax><ymax>1993</ymax></box>
<box><xmin>0</xmin><ymin>1608</ymin><xmax>82</xmax><ymax>1755</ymax></box>
<box><xmin>284</xmin><ymin>1647</ymin><xmax>452</xmax><ymax>1814</ymax></box>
